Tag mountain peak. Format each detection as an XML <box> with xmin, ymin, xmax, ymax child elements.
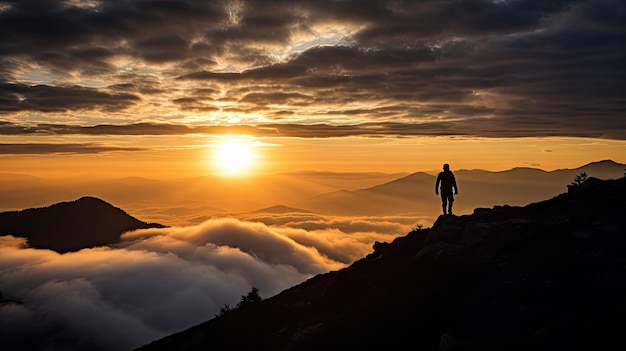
<box><xmin>136</xmin><ymin>176</ymin><xmax>626</xmax><ymax>351</ymax></box>
<box><xmin>0</xmin><ymin>197</ymin><xmax>165</xmax><ymax>253</ymax></box>
<box><xmin>586</xmin><ymin>159</ymin><xmax>618</xmax><ymax>165</ymax></box>
<box><xmin>249</xmin><ymin>205</ymin><xmax>312</xmax><ymax>214</ymax></box>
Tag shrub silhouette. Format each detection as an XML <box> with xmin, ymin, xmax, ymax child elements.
<box><xmin>216</xmin><ymin>304</ymin><xmax>232</xmax><ymax>317</ymax></box>
<box><xmin>567</xmin><ymin>172</ymin><xmax>588</xmax><ymax>193</ymax></box>
<box><xmin>215</xmin><ymin>286</ymin><xmax>263</xmax><ymax>318</ymax></box>
<box><xmin>573</xmin><ymin>172</ymin><xmax>588</xmax><ymax>185</ymax></box>
<box><xmin>236</xmin><ymin>286</ymin><xmax>262</xmax><ymax>308</ymax></box>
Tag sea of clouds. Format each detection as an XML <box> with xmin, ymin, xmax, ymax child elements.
<box><xmin>0</xmin><ymin>217</ymin><xmax>407</xmax><ymax>351</ymax></box>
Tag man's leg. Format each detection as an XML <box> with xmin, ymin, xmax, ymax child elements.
<box><xmin>447</xmin><ymin>195</ymin><xmax>454</xmax><ymax>215</ymax></box>
<box><xmin>441</xmin><ymin>194</ymin><xmax>448</xmax><ymax>215</ymax></box>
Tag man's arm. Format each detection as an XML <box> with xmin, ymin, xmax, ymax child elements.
<box><xmin>435</xmin><ymin>173</ymin><xmax>441</xmax><ymax>194</ymax></box>
<box><xmin>452</xmin><ymin>174</ymin><xmax>458</xmax><ymax>194</ymax></box>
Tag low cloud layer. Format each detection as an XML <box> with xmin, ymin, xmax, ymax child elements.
<box><xmin>0</xmin><ymin>142</ymin><xmax>145</xmax><ymax>154</ymax></box>
<box><xmin>0</xmin><ymin>217</ymin><xmax>399</xmax><ymax>351</ymax></box>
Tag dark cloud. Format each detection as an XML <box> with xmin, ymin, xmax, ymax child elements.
<box><xmin>173</xmin><ymin>97</ymin><xmax>221</xmax><ymax>113</ymax></box>
<box><xmin>240</xmin><ymin>91</ymin><xmax>314</xmax><ymax>105</ymax></box>
<box><xmin>0</xmin><ymin>143</ymin><xmax>145</xmax><ymax>154</ymax></box>
<box><xmin>133</xmin><ymin>35</ymin><xmax>192</xmax><ymax>63</ymax></box>
<box><xmin>0</xmin><ymin>121</ymin><xmax>275</xmax><ymax>139</ymax></box>
<box><xmin>0</xmin><ymin>83</ymin><xmax>140</xmax><ymax>112</ymax></box>
<box><xmin>0</xmin><ymin>119</ymin><xmax>619</xmax><ymax>143</ymax></box>
<box><xmin>0</xmin><ymin>0</ymin><xmax>624</xmax><ymax>137</ymax></box>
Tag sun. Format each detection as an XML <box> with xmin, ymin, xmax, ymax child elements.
<box><xmin>214</xmin><ymin>140</ymin><xmax>255</xmax><ymax>175</ymax></box>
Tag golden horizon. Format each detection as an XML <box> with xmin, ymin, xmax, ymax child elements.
<box><xmin>0</xmin><ymin>135</ymin><xmax>624</xmax><ymax>180</ymax></box>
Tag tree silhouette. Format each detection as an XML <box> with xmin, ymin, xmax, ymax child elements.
<box><xmin>567</xmin><ymin>172</ymin><xmax>588</xmax><ymax>193</ymax></box>
<box><xmin>237</xmin><ymin>286</ymin><xmax>262</xmax><ymax>309</ymax></box>
<box><xmin>215</xmin><ymin>286</ymin><xmax>263</xmax><ymax>318</ymax></box>
<box><xmin>572</xmin><ymin>172</ymin><xmax>588</xmax><ymax>185</ymax></box>
<box><xmin>216</xmin><ymin>304</ymin><xmax>232</xmax><ymax>317</ymax></box>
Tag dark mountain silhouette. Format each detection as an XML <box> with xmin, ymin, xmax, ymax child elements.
<box><xmin>0</xmin><ymin>196</ymin><xmax>165</xmax><ymax>253</ymax></box>
<box><xmin>294</xmin><ymin>159</ymin><xmax>626</xmax><ymax>219</ymax></box>
<box><xmin>569</xmin><ymin>159</ymin><xmax>624</xmax><ymax>176</ymax></box>
<box><xmin>136</xmin><ymin>176</ymin><xmax>626</xmax><ymax>351</ymax></box>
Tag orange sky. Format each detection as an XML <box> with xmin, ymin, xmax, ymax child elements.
<box><xmin>1</xmin><ymin>134</ymin><xmax>624</xmax><ymax>180</ymax></box>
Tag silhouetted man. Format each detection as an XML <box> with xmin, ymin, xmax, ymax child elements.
<box><xmin>435</xmin><ymin>163</ymin><xmax>458</xmax><ymax>215</ymax></box>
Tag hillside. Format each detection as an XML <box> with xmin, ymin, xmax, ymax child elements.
<box><xmin>0</xmin><ymin>196</ymin><xmax>165</xmax><ymax>253</ymax></box>
<box><xmin>136</xmin><ymin>176</ymin><xmax>626</xmax><ymax>351</ymax></box>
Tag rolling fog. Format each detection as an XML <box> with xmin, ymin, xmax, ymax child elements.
<box><xmin>1</xmin><ymin>216</ymin><xmax>400</xmax><ymax>351</ymax></box>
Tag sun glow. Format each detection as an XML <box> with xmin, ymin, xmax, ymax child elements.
<box><xmin>214</xmin><ymin>139</ymin><xmax>256</xmax><ymax>175</ymax></box>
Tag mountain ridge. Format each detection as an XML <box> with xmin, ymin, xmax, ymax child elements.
<box><xmin>135</xmin><ymin>175</ymin><xmax>626</xmax><ymax>351</ymax></box>
<box><xmin>1</xmin><ymin>160</ymin><xmax>623</xmax><ymax>226</ymax></box>
<box><xmin>247</xmin><ymin>205</ymin><xmax>313</xmax><ymax>214</ymax></box>
<box><xmin>293</xmin><ymin>159</ymin><xmax>626</xmax><ymax>218</ymax></box>
<box><xmin>0</xmin><ymin>196</ymin><xmax>165</xmax><ymax>253</ymax></box>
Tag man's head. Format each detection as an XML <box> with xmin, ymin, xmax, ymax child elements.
<box><xmin>443</xmin><ymin>163</ymin><xmax>450</xmax><ymax>171</ymax></box>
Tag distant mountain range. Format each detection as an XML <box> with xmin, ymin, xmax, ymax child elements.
<box><xmin>293</xmin><ymin>159</ymin><xmax>626</xmax><ymax>219</ymax></box>
<box><xmin>135</xmin><ymin>175</ymin><xmax>626</xmax><ymax>351</ymax></box>
<box><xmin>0</xmin><ymin>160</ymin><xmax>624</xmax><ymax>253</ymax></box>
<box><xmin>0</xmin><ymin>196</ymin><xmax>165</xmax><ymax>253</ymax></box>
<box><xmin>0</xmin><ymin>160</ymin><xmax>623</xmax><ymax>227</ymax></box>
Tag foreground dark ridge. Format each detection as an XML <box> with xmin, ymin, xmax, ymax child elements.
<box><xmin>136</xmin><ymin>177</ymin><xmax>626</xmax><ymax>351</ymax></box>
<box><xmin>0</xmin><ymin>196</ymin><xmax>165</xmax><ymax>253</ymax></box>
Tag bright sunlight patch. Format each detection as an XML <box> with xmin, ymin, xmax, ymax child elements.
<box><xmin>214</xmin><ymin>139</ymin><xmax>255</xmax><ymax>175</ymax></box>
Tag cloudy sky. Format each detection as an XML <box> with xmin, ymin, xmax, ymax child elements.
<box><xmin>0</xmin><ymin>0</ymin><xmax>624</xmax><ymax>177</ymax></box>
<box><xmin>1</xmin><ymin>1</ymin><xmax>625</xmax><ymax>349</ymax></box>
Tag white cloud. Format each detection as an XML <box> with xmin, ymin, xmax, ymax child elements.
<box><xmin>0</xmin><ymin>217</ymin><xmax>391</xmax><ymax>351</ymax></box>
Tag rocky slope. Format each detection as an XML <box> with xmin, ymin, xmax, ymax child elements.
<box><xmin>0</xmin><ymin>196</ymin><xmax>165</xmax><ymax>252</ymax></box>
<box><xmin>136</xmin><ymin>176</ymin><xmax>626</xmax><ymax>351</ymax></box>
